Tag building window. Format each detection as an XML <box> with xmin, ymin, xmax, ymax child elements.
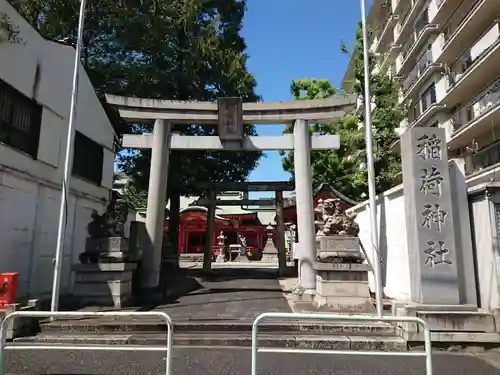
<box><xmin>420</xmin><ymin>83</ymin><xmax>436</xmax><ymax>112</ymax></box>
<box><xmin>0</xmin><ymin>79</ymin><xmax>42</xmax><ymax>158</ymax></box>
<box><xmin>72</xmin><ymin>131</ymin><xmax>103</xmax><ymax>185</ymax></box>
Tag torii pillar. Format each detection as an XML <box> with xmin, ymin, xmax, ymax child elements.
<box><xmin>293</xmin><ymin>119</ymin><xmax>316</xmax><ymax>293</ymax></box>
<box><xmin>143</xmin><ymin>120</ymin><xmax>170</xmax><ymax>288</ymax></box>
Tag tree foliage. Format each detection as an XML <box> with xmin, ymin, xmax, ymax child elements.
<box><xmin>281</xmin><ymin>24</ymin><xmax>404</xmax><ymax>201</ymax></box>
<box><xmin>120</xmin><ymin>178</ymin><xmax>148</xmax><ymax>210</ymax></box>
<box><xmin>10</xmin><ymin>0</ymin><xmax>261</xmax><ymax>198</ymax></box>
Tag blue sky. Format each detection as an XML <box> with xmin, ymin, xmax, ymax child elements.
<box><xmin>243</xmin><ymin>0</ymin><xmax>364</xmax><ymax>190</ymax></box>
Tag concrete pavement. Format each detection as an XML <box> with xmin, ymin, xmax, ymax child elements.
<box><xmin>154</xmin><ymin>268</ymin><xmax>292</xmax><ymax>321</ymax></box>
<box><xmin>4</xmin><ymin>347</ymin><xmax>500</xmax><ymax>375</ymax></box>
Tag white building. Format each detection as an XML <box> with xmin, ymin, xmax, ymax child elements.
<box><xmin>343</xmin><ymin>0</ymin><xmax>500</xmax><ymax>310</ymax></box>
<box><xmin>0</xmin><ymin>1</ymin><xmax>115</xmax><ymax>299</ymax></box>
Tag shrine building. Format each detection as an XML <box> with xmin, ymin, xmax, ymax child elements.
<box><xmin>128</xmin><ymin>183</ymin><xmax>359</xmax><ymax>255</ymax></box>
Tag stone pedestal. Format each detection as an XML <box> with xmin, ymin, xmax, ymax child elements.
<box><xmin>316</xmin><ymin>236</ymin><xmax>365</xmax><ymax>263</ymax></box>
<box><xmin>262</xmin><ymin>238</ymin><xmax>278</xmax><ymax>261</ymax></box>
<box><xmin>216</xmin><ymin>253</ymin><xmax>225</xmax><ymax>263</ymax></box>
<box><xmin>73</xmin><ymin>263</ymin><xmax>137</xmax><ymax>308</ymax></box>
<box><xmin>80</xmin><ymin>237</ymin><xmax>130</xmax><ymax>263</ymax></box>
<box><xmin>312</xmin><ymin>262</ymin><xmax>374</xmax><ymax>312</ymax></box>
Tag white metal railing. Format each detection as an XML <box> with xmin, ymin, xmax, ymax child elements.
<box><xmin>251</xmin><ymin>312</ymin><xmax>433</xmax><ymax>375</ymax></box>
<box><xmin>0</xmin><ymin>311</ymin><xmax>174</xmax><ymax>375</ymax></box>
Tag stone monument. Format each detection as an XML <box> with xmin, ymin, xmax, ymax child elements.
<box><xmin>401</xmin><ymin>128</ymin><xmax>461</xmax><ymax>305</ymax></box>
<box><xmin>73</xmin><ymin>198</ymin><xmax>138</xmax><ymax>308</ymax></box>
<box><xmin>393</xmin><ymin>127</ymin><xmax>495</xmax><ymax>343</ymax></box>
<box><xmin>312</xmin><ymin>198</ymin><xmax>374</xmax><ymax>312</ymax></box>
<box><xmin>262</xmin><ymin>224</ymin><xmax>278</xmax><ymax>261</ymax></box>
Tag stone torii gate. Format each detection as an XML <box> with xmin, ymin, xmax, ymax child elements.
<box><xmin>106</xmin><ymin>95</ymin><xmax>356</xmax><ymax>294</ymax></box>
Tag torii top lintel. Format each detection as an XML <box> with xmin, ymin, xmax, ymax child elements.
<box><xmin>105</xmin><ymin>94</ymin><xmax>356</xmax><ymax>125</ymax></box>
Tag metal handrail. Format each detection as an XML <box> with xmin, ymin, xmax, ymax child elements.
<box><xmin>0</xmin><ymin>311</ymin><xmax>173</xmax><ymax>375</ymax></box>
<box><xmin>251</xmin><ymin>312</ymin><xmax>433</xmax><ymax>375</ymax></box>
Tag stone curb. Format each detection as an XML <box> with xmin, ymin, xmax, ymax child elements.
<box><xmin>15</xmin><ymin>333</ymin><xmax>407</xmax><ymax>351</ymax></box>
<box><xmin>39</xmin><ymin>320</ymin><xmax>397</xmax><ymax>335</ymax></box>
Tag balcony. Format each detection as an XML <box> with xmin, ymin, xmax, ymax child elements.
<box><xmin>407</xmin><ymin>97</ymin><xmax>444</xmax><ymax>129</ymax></box>
<box><xmin>397</xmin><ymin>9</ymin><xmax>439</xmax><ymax>77</ymax></box>
<box><xmin>392</xmin><ymin>0</ymin><xmax>405</xmax><ymax>16</ymax></box>
<box><xmin>441</xmin><ymin>20</ymin><xmax>500</xmax><ymax>108</ymax></box>
<box><xmin>402</xmin><ymin>50</ymin><xmax>431</xmax><ymax>92</ymax></box>
<box><xmin>436</xmin><ymin>0</ymin><xmax>499</xmax><ymax>64</ymax></box>
<box><xmin>375</xmin><ymin>13</ymin><xmax>399</xmax><ymax>53</ymax></box>
<box><xmin>379</xmin><ymin>42</ymin><xmax>402</xmax><ymax>73</ymax></box>
<box><xmin>431</xmin><ymin>0</ymin><xmax>462</xmax><ymax>26</ymax></box>
<box><xmin>466</xmin><ymin>139</ymin><xmax>500</xmax><ymax>176</ymax></box>
<box><xmin>400</xmin><ymin>34</ymin><xmax>415</xmax><ymax>62</ymax></box>
<box><xmin>400</xmin><ymin>48</ymin><xmax>443</xmax><ymax>101</ymax></box>
<box><xmin>394</xmin><ymin>0</ymin><xmax>426</xmax><ymax>45</ymax></box>
<box><xmin>449</xmin><ymin>77</ymin><xmax>500</xmax><ymax>149</ymax></box>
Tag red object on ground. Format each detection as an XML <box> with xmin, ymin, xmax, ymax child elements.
<box><xmin>0</xmin><ymin>272</ymin><xmax>18</xmax><ymax>308</ymax></box>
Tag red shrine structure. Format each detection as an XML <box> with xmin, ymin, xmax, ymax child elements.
<box><xmin>166</xmin><ymin>183</ymin><xmax>358</xmax><ymax>255</ymax></box>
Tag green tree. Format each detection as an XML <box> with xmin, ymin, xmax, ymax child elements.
<box><xmin>281</xmin><ymin>24</ymin><xmax>404</xmax><ymax>201</ymax></box>
<box><xmin>10</xmin><ymin>0</ymin><xmax>261</xmax><ymax>197</ymax></box>
<box><xmin>120</xmin><ymin>179</ymin><xmax>148</xmax><ymax>210</ymax></box>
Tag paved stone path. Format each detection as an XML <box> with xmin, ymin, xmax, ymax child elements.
<box><xmin>155</xmin><ymin>268</ymin><xmax>292</xmax><ymax>320</ymax></box>
<box><xmin>4</xmin><ymin>348</ymin><xmax>500</xmax><ymax>375</ymax></box>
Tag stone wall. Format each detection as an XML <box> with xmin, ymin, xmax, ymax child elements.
<box><xmin>346</xmin><ymin>185</ymin><xmax>412</xmax><ymax>302</ymax></box>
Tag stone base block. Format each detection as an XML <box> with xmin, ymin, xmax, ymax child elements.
<box><xmin>85</xmin><ymin>237</ymin><xmax>129</xmax><ymax>253</ymax></box>
<box><xmin>392</xmin><ymin>301</ymin><xmax>496</xmax><ymax>337</ymax></box>
<box><xmin>316</xmin><ymin>236</ymin><xmax>364</xmax><ymax>263</ymax></box>
<box><xmin>0</xmin><ymin>299</ymin><xmax>40</xmax><ymax>340</ymax></box>
<box><xmin>312</xmin><ymin>262</ymin><xmax>373</xmax><ymax>312</ymax></box>
<box><xmin>72</xmin><ymin>262</ymin><xmax>137</xmax><ymax>309</ymax></box>
<box><xmin>262</xmin><ymin>253</ymin><xmax>277</xmax><ymax>261</ymax></box>
<box><xmin>313</xmin><ymin>295</ymin><xmax>374</xmax><ymax>313</ymax></box>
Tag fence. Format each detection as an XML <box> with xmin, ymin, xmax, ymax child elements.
<box><xmin>0</xmin><ymin>311</ymin><xmax>173</xmax><ymax>375</ymax></box>
<box><xmin>251</xmin><ymin>312</ymin><xmax>433</xmax><ymax>375</ymax></box>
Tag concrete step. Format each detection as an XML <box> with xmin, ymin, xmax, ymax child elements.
<box><xmin>415</xmin><ymin>311</ymin><xmax>497</xmax><ymax>333</ymax></box>
<box><xmin>38</xmin><ymin>319</ymin><xmax>397</xmax><ymax>335</ymax></box>
<box><xmin>14</xmin><ymin>332</ymin><xmax>407</xmax><ymax>350</ymax></box>
<box><xmin>179</xmin><ymin>254</ymin><xmax>205</xmax><ymax>262</ymax></box>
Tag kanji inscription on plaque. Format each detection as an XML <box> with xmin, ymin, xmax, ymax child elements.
<box><xmin>217</xmin><ymin>97</ymin><xmax>243</xmax><ymax>140</ymax></box>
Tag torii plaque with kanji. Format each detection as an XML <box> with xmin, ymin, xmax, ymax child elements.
<box><xmin>217</xmin><ymin>97</ymin><xmax>243</xmax><ymax>141</ymax></box>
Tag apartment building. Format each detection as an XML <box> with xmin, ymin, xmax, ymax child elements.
<box><xmin>343</xmin><ymin>0</ymin><xmax>500</xmax><ymax>188</ymax></box>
